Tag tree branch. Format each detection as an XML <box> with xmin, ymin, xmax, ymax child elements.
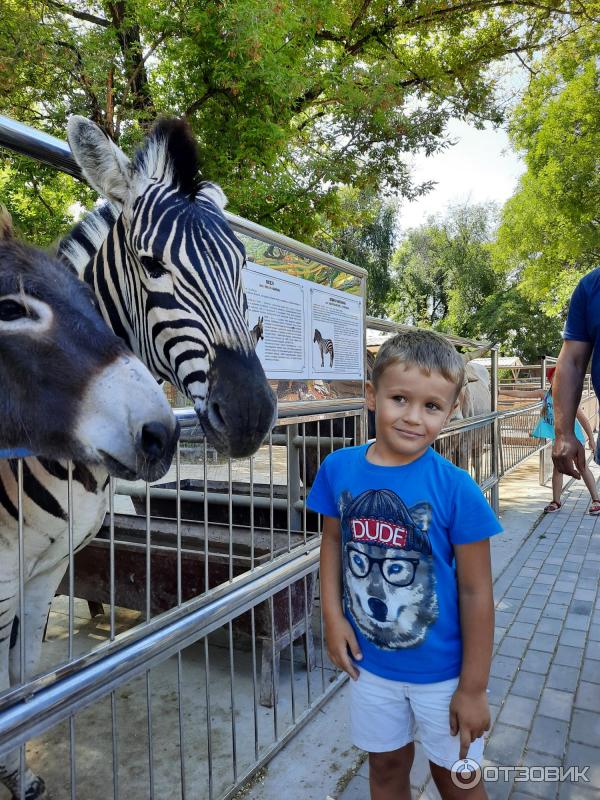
<box><xmin>45</xmin><ymin>0</ymin><xmax>110</xmax><ymax>27</ymax></box>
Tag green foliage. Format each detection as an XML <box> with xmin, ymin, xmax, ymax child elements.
<box><xmin>389</xmin><ymin>202</ymin><xmax>500</xmax><ymax>331</ymax></box>
<box><xmin>0</xmin><ymin>0</ymin><xmax>594</xmax><ymax>245</ymax></box>
<box><xmin>388</xmin><ymin>202</ymin><xmax>563</xmax><ymax>360</ymax></box>
<box><xmin>315</xmin><ymin>188</ymin><xmax>398</xmax><ymax>316</ymax></box>
<box><xmin>494</xmin><ymin>30</ymin><xmax>600</xmax><ymax>313</ymax></box>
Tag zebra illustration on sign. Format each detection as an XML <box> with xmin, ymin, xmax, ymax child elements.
<box><xmin>313</xmin><ymin>328</ymin><xmax>334</xmax><ymax>368</ymax></box>
<box><xmin>251</xmin><ymin>315</ymin><xmax>264</xmax><ymax>345</ymax></box>
<box><xmin>0</xmin><ymin>212</ymin><xmax>178</xmax><ymax>800</ymax></box>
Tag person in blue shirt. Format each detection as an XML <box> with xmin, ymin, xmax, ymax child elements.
<box><xmin>307</xmin><ymin>329</ymin><xmax>502</xmax><ymax>800</ymax></box>
<box><xmin>553</xmin><ymin>270</ymin><xmax>600</xmax><ymax>481</ymax></box>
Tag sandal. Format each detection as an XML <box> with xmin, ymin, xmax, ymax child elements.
<box><xmin>544</xmin><ymin>500</ymin><xmax>562</xmax><ymax>513</ymax></box>
<box><xmin>589</xmin><ymin>502</ymin><xmax>600</xmax><ymax>516</ymax></box>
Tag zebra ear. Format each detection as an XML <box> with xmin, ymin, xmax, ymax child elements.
<box><xmin>67</xmin><ymin>116</ymin><xmax>133</xmax><ymax>208</ymax></box>
<box><xmin>198</xmin><ymin>181</ymin><xmax>228</xmax><ymax>210</ymax></box>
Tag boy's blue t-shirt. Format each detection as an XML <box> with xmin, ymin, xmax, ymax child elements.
<box><xmin>307</xmin><ymin>444</ymin><xmax>502</xmax><ymax>684</ymax></box>
<box><xmin>563</xmin><ymin>268</ymin><xmax>600</xmax><ymax>398</ymax></box>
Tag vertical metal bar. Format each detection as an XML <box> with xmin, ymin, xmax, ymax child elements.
<box><xmin>316</xmin><ymin>422</ymin><xmax>322</xmax><ymax>534</ymax></box>
<box><xmin>145</xmin><ymin>481</ymin><xmax>151</xmax><ymax>622</ymax></box>
<box><xmin>490</xmin><ymin>348</ymin><xmax>500</xmax><ymax>514</ymax></box>
<box><xmin>145</xmin><ymin>671</ymin><xmax>155</xmax><ymax>799</ymax></box>
<box><xmin>176</xmin><ymin>443</ymin><xmax>182</xmax><ymax>607</ymax></box>
<box><xmin>250</xmin><ymin>605</ymin><xmax>259</xmax><ymax>760</ymax></box>
<box><xmin>109</xmin><ymin>477</ymin><xmax>116</xmax><ymax>641</ymax></box>
<box><xmin>228</xmin><ymin>620</ymin><xmax>238</xmax><ymax>782</ymax></box>
<box><xmin>318</xmin><ymin>576</ymin><xmax>326</xmax><ymax>693</ymax></box>
<box><xmin>269</xmin><ymin>596</ymin><xmax>278</xmax><ymax>739</ymax></box>
<box><xmin>228</xmin><ymin>458</ymin><xmax>233</xmax><ymax>582</ymax></box>
<box><xmin>303</xmin><ymin>573</ymin><xmax>311</xmax><ymax>706</ymax></box>
<box><xmin>250</xmin><ymin>455</ymin><xmax>255</xmax><ymax>571</ymax></box>
<box><xmin>67</xmin><ymin>461</ymin><xmax>74</xmax><ymax>660</ymax></box>
<box><xmin>16</xmin><ymin>459</ymin><xmax>25</xmax><ymax>800</ymax></box>
<box><xmin>288</xmin><ymin>585</ymin><xmax>296</xmax><ymax>724</ymax></box>
<box><xmin>269</xmin><ymin>430</ymin><xmax>274</xmax><ymax>560</ymax></box>
<box><xmin>302</xmin><ymin>422</ymin><xmax>307</xmax><ymax>543</ymax></box>
<box><xmin>69</xmin><ymin>715</ymin><xmax>76</xmax><ymax>800</ymax></box>
<box><xmin>204</xmin><ymin>637</ymin><xmax>214</xmax><ymax>800</ymax></box>
<box><xmin>176</xmin><ymin>652</ymin><xmax>186</xmax><ymax>800</ymax></box>
<box><xmin>289</xmin><ymin>424</ymin><xmax>301</xmax><ymax>537</ymax></box>
<box><xmin>286</xmin><ymin>427</ymin><xmax>292</xmax><ymax>550</ymax></box>
<box><xmin>204</xmin><ymin>438</ymin><xmax>209</xmax><ymax>595</ymax></box>
<box><xmin>16</xmin><ymin>459</ymin><xmax>25</xmax><ymax>683</ymax></box>
<box><xmin>111</xmin><ymin>691</ymin><xmax>119</xmax><ymax>800</ymax></box>
<box><xmin>108</xmin><ymin>476</ymin><xmax>119</xmax><ymax>800</ymax></box>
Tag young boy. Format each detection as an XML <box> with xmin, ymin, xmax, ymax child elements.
<box><xmin>307</xmin><ymin>330</ymin><xmax>502</xmax><ymax>800</ymax></box>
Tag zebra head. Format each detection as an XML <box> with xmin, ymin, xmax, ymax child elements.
<box><xmin>0</xmin><ymin>210</ymin><xmax>178</xmax><ymax>480</ymax></box>
<box><xmin>62</xmin><ymin>116</ymin><xmax>277</xmax><ymax>458</ymax></box>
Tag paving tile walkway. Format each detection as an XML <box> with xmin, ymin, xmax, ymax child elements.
<box><xmin>341</xmin><ymin>466</ymin><xmax>600</xmax><ymax>800</ymax></box>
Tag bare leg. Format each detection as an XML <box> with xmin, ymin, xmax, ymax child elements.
<box><xmin>580</xmin><ymin>464</ymin><xmax>600</xmax><ymax>503</ymax></box>
<box><xmin>551</xmin><ymin>466</ymin><xmax>563</xmax><ymax>504</ymax></box>
<box><xmin>430</xmin><ymin>760</ymin><xmax>487</xmax><ymax>800</ymax></box>
<box><xmin>369</xmin><ymin>742</ymin><xmax>414</xmax><ymax>800</ymax></box>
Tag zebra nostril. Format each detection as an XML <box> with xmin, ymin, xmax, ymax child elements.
<box><xmin>140</xmin><ymin>422</ymin><xmax>169</xmax><ymax>460</ymax></box>
<box><xmin>209</xmin><ymin>400</ymin><xmax>226</xmax><ymax>432</ymax></box>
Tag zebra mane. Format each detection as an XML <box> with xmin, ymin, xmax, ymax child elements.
<box><xmin>58</xmin><ymin>203</ymin><xmax>116</xmax><ymax>278</ymax></box>
<box><xmin>133</xmin><ymin>118</ymin><xmax>202</xmax><ymax>198</ymax></box>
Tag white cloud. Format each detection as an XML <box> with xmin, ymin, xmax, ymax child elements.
<box><xmin>398</xmin><ymin>119</ymin><xmax>526</xmax><ymax>232</ymax></box>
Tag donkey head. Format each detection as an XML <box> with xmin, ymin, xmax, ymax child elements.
<box><xmin>63</xmin><ymin>116</ymin><xmax>276</xmax><ymax>458</ymax></box>
<box><xmin>0</xmin><ymin>211</ymin><xmax>178</xmax><ymax>481</ymax></box>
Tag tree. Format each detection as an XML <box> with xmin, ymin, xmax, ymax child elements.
<box><xmin>389</xmin><ymin>202</ymin><xmax>500</xmax><ymax>332</ymax></box>
<box><xmin>315</xmin><ymin>188</ymin><xmax>398</xmax><ymax>316</ymax></box>
<box><xmin>388</xmin><ymin>201</ymin><xmax>563</xmax><ymax>359</ymax></box>
<box><xmin>494</xmin><ymin>30</ymin><xmax>600</xmax><ymax>314</ymax></box>
<box><xmin>0</xmin><ymin>0</ymin><xmax>594</xmax><ymax>243</ymax></box>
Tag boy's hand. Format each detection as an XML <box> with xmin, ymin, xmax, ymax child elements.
<box><xmin>325</xmin><ymin>615</ymin><xmax>362</xmax><ymax>680</ymax></box>
<box><xmin>449</xmin><ymin>687</ymin><xmax>490</xmax><ymax>760</ymax></box>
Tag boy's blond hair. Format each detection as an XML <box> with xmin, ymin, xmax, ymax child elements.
<box><xmin>372</xmin><ymin>329</ymin><xmax>465</xmax><ymax>399</ymax></box>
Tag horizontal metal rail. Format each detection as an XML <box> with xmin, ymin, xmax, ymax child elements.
<box><xmin>0</xmin><ymin>114</ymin><xmax>367</xmax><ymax>280</ymax></box>
<box><xmin>0</xmin><ymin>538</ymin><xmax>320</xmax><ymax>743</ymax></box>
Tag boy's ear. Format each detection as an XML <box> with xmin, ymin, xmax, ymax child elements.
<box><xmin>366</xmin><ymin>380</ymin><xmax>376</xmax><ymax>412</ymax></box>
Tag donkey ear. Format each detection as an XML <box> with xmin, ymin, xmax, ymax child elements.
<box><xmin>197</xmin><ymin>181</ymin><xmax>228</xmax><ymax>210</ymax></box>
<box><xmin>67</xmin><ymin>116</ymin><xmax>132</xmax><ymax>208</ymax></box>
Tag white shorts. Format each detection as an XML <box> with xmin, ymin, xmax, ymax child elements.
<box><xmin>349</xmin><ymin>668</ymin><xmax>485</xmax><ymax>770</ymax></box>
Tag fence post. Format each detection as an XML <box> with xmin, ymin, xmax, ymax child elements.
<box><xmin>491</xmin><ymin>347</ymin><xmax>500</xmax><ymax>515</ymax></box>
<box><xmin>539</xmin><ymin>356</ymin><xmax>547</xmax><ymax>485</ymax></box>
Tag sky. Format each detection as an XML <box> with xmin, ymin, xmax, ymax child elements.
<box><xmin>397</xmin><ymin>118</ymin><xmax>526</xmax><ymax>232</ymax></box>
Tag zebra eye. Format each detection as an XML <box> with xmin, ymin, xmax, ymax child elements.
<box><xmin>139</xmin><ymin>255</ymin><xmax>168</xmax><ymax>279</ymax></box>
<box><xmin>0</xmin><ymin>299</ymin><xmax>29</xmax><ymax>321</ymax></box>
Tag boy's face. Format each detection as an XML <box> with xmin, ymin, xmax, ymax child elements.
<box><xmin>366</xmin><ymin>361</ymin><xmax>459</xmax><ymax>465</ymax></box>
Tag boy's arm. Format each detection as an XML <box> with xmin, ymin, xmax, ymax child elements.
<box><xmin>320</xmin><ymin>515</ymin><xmax>362</xmax><ymax>680</ymax></box>
<box><xmin>451</xmin><ymin>538</ymin><xmax>494</xmax><ymax>759</ymax></box>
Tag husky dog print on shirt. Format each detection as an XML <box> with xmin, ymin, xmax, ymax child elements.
<box><xmin>339</xmin><ymin>488</ymin><xmax>438</xmax><ymax>649</ymax></box>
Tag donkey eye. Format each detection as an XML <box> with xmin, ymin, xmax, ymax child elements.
<box><xmin>0</xmin><ymin>299</ymin><xmax>29</xmax><ymax>321</ymax></box>
<box><xmin>140</xmin><ymin>255</ymin><xmax>168</xmax><ymax>279</ymax></box>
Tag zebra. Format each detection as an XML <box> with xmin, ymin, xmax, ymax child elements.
<box><xmin>251</xmin><ymin>315</ymin><xmax>264</xmax><ymax>345</ymax></box>
<box><xmin>313</xmin><ymin>328</ymin><xmax>334</xmax><ymax>367</ymax></box>
<box><xmin>0</xmin><ymin>212</ymin><xmax>178</xmax><ymax>800</ymax></box>
<box><xmin>0</xmin><ymin>115</ymin><xmax>277</xmax><ymax>800</ymax></box>
<box><xmin>60</xmin><ymin>115</ymin><xmax>277</xmax><ymax>457</ymax></box>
